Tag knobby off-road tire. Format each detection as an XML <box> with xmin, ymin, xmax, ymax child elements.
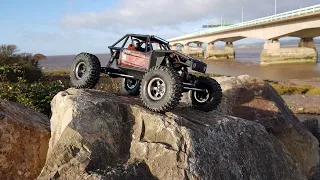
<box><xmin>70</xmin><ymin>53</ymin><xmax>101</xmax><ymax>89</ymax></box>
<box><xmin>121</xmin><ymin>78</ymin><xmax>141</xmax><ymax>96</ymax></box>
<box><xmin>188</xmin><ymin>76</ymin><xmax>222</xmax><ymax>112</ymax></box>
<box><xmin>140</xmin><ymin>66</ymin><xmax>183</xmax><ymax>113</ymax></box>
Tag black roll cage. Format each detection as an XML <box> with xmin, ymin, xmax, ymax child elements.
<box><xmin>108</xmin><ymin>34</ymin><xmax>171</xmax><ymax>52</ymax></box>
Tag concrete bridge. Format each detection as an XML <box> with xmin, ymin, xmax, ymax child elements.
<box><xmin>167</xmin><ymin>4</ymin><xmax>320</xmax><ymax>65</ymax></box>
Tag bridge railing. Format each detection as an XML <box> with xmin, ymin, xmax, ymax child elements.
<box><xmin>168</xmin><ymin>4</ymin><xmax>320</xmax><ymax>42</ymax></box>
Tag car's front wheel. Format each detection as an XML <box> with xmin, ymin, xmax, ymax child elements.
<box><xmin>140</xmin><ymin>66</ymin><xmax>183</xmax><ymax>113</ymax></box>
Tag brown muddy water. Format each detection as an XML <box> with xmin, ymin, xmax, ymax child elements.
<box><xmin>40</xmin><ymin>45</ymin><xmax>320</xmax><ymax>81</ymax></box>
<box><xmin>205</xmin><ymin>45</ymin><xmax>320</xmax><ymax>81</ymax></box>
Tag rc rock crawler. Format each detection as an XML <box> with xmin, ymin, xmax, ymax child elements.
<box><xmin>70</xmin><ymin>34</ymin><xmax>222</xmax><ymax>113</ymax></box>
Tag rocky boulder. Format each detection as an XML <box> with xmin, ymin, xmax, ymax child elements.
<box><xmin>0</xmin><ymin>99</ymin><xmax>50</xmax><ymax>180</ymax></box>
<box><xmin>302</xmin><ymin>118</ymin><xmax>320</xmax><ymax>142</ymax></box>
<box><xmin>38</xmin><ymin>88</ymin><xmax>307</xmax><ymax>180</ymax></box>
<box><xmin>211</xmin><ymin>75</ymin><xmax>319</xmax><ymax>178</ymax></box>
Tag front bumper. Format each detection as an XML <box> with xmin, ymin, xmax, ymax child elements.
<box><xmin>191</xmin><ymin>58</ymin><xmax>207</xmax><ymax>73</ymax></box>
<box><xmin>172</xmin><ymin>50</ymin><xmax>207</xmax><ymax>73</ymax></box>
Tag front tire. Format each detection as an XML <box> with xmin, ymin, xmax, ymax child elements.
<box><xmin>188</xmin><ymin>76</ymin><xmax>222</xmax><ymax>112</ymax></box>
<box><xmin>70</xmin><ymin>53</ymin><xmax>101</xmax><ymax>89</ymax></box>
<box><xmin>140</xmin><ymin>66</ymin><xmax>183</xmax><ymax>113</ymax></box>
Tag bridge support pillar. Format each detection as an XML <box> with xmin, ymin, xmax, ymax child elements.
<box><xmin>181</xmin><ymin>45</ymin><xmax>189</xmax><ymax>54</ymax></box>
<box><xmin>261</xmin><ymin>39</ymin><xmax>318</xmax><ymax>65</ymax></box>
<box><xmin>225</xmin><ymin>42</ymin><xmax>234</xmax><ymax>50</ymax></box>
<box><xmin>170</xmin><ymin>45</ymin><xmax>177</xmax><ymax>50</ymax></box>
<box><xmin>181</xmin><ymin>44</ymin><xmax>203</xmax><ymax>57</ymax></box>
<box><xmin>299</xmin><ymin>38</ymin><xmax>316</xmax><ymax>49</ymax></box>
<box><xmin>205</xmin><ymin>42</ymin><xmax>235</xmax><ymax>60</ymax></box>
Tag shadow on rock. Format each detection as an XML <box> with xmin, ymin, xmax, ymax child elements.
<box><xmin>89</xmin><ymin>161</ymin><xmax>159</xmax><ymax>180</ymax></box>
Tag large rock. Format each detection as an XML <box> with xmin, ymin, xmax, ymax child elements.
<box><xmin>212</xmin><ymin>75</ymin><xmax>319</xmax><ymax>178</ymax></box>
<box><xmin>302</xmin><ymin>118</ymin><xmax>320</xmax><ymax>142</ymax></box>
<box><xmin>0</xmin><ymin>99</ymin><xmax>50</xmax><ymax>180</ymax></box>
<box><xmin>38</xmin><ymin>88</ymin><xmax>306</xmax><ymax>180</ymax></box>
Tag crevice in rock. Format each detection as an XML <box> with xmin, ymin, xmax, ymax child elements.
<box><xmin>53</xmin><ymin>171</ymin><xmax>60</xmax><ymax>179</ymax></box>
<box><xmin>183</xmin><ymin>139</ymin><xmax>188</xmax><ymax>154</ymax></box>
<box><xmin>184</xmin><ymin>169</ymin><xmax>190</xmax><ymax>180</ymax></box>
<box><xmin>70</xmin><ymin>146</ymin><xmax>80</xmax><ymax>157</ymax></box>
<box><xmin>176</xmin><ymin>151</ymin><xmax>187</xmax><ymax>165</ymax></box>
<box><xmin>140</xmin><ymin>140</ymin><xmax>176</xmax><ymax>151</ymax></box>
<box><xmin>140</xmin><ymin>120</ymin><xmax>145</xmax><ymax>141</ymax></box>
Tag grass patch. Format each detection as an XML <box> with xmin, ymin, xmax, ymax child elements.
<box><xmin>44</xmin><ymin>70</ymin><xmax>70</xmax><ymax>76</ymax></box>
<box><xmin>269</xmin><ymin>83</ymin><xmax>320</xmax><ymax>95</ymax></box>
<box><xmin>191</xmin><ymin>72</ymin><xmax>223</xmax><ymax>78</ymax></box>
<box><xmin>306</xmin><ymin>88</ymin><xmax>320</xmax><ymax>95</ymax></box>
<box><xmin>286</xmin><ymin>101</ymin><xmax>296</xmax><ymax>105</ymax></box>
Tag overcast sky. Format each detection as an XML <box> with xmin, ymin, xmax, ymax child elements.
<box><xmin>1</xmin><ymin>0</ymin><xmax>319</xmax><ymax>55</ymax></box>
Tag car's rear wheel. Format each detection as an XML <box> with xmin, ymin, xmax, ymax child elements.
<box><xmin>70</xmin><ymin>53</ymin><xmax>101</xmax><ymax>89</ymax></box>
<box><xmin>121</xmin><ymin>78</ymin><xmax>141</xmax><ymax>96</ymax></box>
<box><xmin>140</xmin><ymin>66</ymin><xmax>183</xmax><ymax>112</ymax></box>
<box><xmin>188</xmin><ymin>76</ymin><xmax>222</xmax><ymax>112</ymax></box>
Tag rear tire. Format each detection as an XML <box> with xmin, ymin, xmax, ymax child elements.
<box><xmin>70</xmin><ymin>53</ymin><xmax>101</xmax><ymax>89</ymax></box>
<box><xmin>188</xmin><ymin>76</ymin><xmax>222</xmax><ymax>112</ymax></box>
<box><xmin>140</xmin><ymin>66</ymin><xmax>183</xmax><ymax>113</ymax></box>
<box><xmin>121</xmin><ymin>78</ymin><xmax>141</xmax><ymax>96</ymax></box>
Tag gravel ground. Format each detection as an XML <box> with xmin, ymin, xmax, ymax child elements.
<box><xmin>282</xmin><ymin>94</ymin><xmax>320</xmax><ymax>117</ymax></box>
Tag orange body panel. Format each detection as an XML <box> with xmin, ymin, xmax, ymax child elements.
<box><xmin>119</xmin><ymin>49</ymin><xmax>150</xmax><ymax>70</ymax></box>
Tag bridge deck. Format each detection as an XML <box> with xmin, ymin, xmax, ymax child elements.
<box><xmin>168</xmin><ymin>4</ymin><xmax>320</xmax><ymax>42</ymax></box>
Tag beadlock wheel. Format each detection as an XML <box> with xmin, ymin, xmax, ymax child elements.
<box><xmin>140</xmin><ymin>66</ymin><xmax>183</xmax><ymax>113</ymax></box>
<box><xmin>126</xmin><ymin>78</ymin><xmax>138</xmax><ymax>89</ymax></box>
<box><xmin>147</xmin><ymin>77</ymin><xmax>166</xmax><ymax>101</ymax></box>
<box><xmin>194</xmin><ymin>89</ymin><xmax>210</xmax><ymax>103</ymax></box>
<box><xmin>75</xmin><ymin>62</ymin><xmax>87</xmax><ymax>80</ymax></box>
<box><xmin>188</xmin><ymin>76</ymin><xmax>222</xmax><ymax>112</ymax></box>
<box><xmin>70</xmin><ymin>52</ymin><xmax>101</xmax><ymax>89</ymax></box>
<box><xmin>122</xmin><ymin>78</ymin><xmax>141</xmax><ymax>96</ymax></box>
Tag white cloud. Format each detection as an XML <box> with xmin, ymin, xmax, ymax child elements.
<box><xmin>60</xmin><ymin>0</ymin><xmax>217</xmax><ymax>31</ymax></box>
<box><xmin>60</xmin><ymin>0</ymin><xmax>320</xmax><ymax>33</ymax></box>
<box><xmin>66</xmin><ymin>0</ymin><xmax>74</xmax><ymax>7</ymax></box>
